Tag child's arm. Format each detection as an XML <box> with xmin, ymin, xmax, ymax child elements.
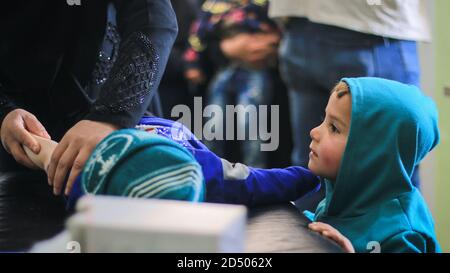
<box><xmin>237</xmin><ymin>166</ymin><xmax>321</xmax><ymax>207</ymax></box>
<box><xmin>202</xmin><ymin>156</ymin><xmax>322</xmax><ymax>207</ymax></box>
<box><xmin>23</xmin><ymin>134</ymin><xmax>58</xmax><ymax>172</ymax></box>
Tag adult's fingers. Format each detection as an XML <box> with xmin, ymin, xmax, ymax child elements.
<box><xmin>64</xmin><ymin>149</ymin><xmax>91</xmax><ymax>196</ymax></box>
<box><xmin>15</xmin><ymin>126</ymin><xmax>40</xmax><ymax>154</ymax></box>
<box><xmin>1</xmin><ymin>134</ymin><xmax>12</xmax><ymax>154</ymax></box>
<box><xmin>9</xmin><ymin>142</ymin><xmax>40</xmax><ymax>169</ymax></box>
<box><xmin>47</xmin><ymin>141</ymin><xmax>69</xmax><ymax>186</ymax></box>
<box><xmin>23</xmin><ymin>114</ymin><xmax>51</xmax><ymax>139</ymax></box>
<box><xmin>52</xmin><ymin>144</ymin><xmax>79</xmax><ymax>196</ymax></box>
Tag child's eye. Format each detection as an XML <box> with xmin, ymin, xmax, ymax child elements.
<box><xmin>329</xmin><ymin>123</ymin><xmax>340</xmax><ymax>134</ymax></box>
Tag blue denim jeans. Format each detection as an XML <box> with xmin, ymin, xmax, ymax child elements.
<box><xmin>279</xmin><ymin>18</ymin><xmax>421</xmax><ymax>187</ymax></box>
<box><xmin>205</xmin><ymin>65</ymin><xmax>273</xmax><ymax>168</ymax></box>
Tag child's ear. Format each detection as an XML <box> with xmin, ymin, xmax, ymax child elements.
<box><xmin>331</xmin><ymin>81</ymin><xmax>350</xmax><ymax>95</ymax></box>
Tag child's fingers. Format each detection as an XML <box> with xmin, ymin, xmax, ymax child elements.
<box><xmin>332</xmin><ymin>235</ymin><xmax>354</xmax><ymax>253</ymax></box>
<box><xmin>311</xmin><ymin>223</ymin><xmax>341</xmax><ymax>239</ymax></box>
<box><xmin>317</xmin><ymin>227</ymin><xmax>355</xmax><ymax>253</ymax></box>
<box><xmin>308</xmin><ymin>222</ymin><xmax>333</xmax><ymax>232</ymax></box>
<box><xmin>321</xmin><ymin>231</ymin><xmax>346</xmax><ymax>248</ymax></box>
<box><xmin>322</xmin><ymin>230</ymin><xmax>341</xmax><ymax>242</ymax></box>
<box><xmin>313</xmin><ymin>222</ymin><xmax>334</xmax><ymax>230</ymax></box>
<box><xmin>308</xmin><ymin>223</ymin><xmax>321</xmax><ymax>231</ymax></box>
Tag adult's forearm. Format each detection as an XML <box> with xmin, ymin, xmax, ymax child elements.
<box><xmin>86</xmin><ymin>0</ymin><xmax>178</xmax><ymax>128</ymax></box>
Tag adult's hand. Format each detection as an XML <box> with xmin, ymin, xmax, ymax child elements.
<box><xmin>220</xmin><ymin>32</ymin><xmax>280</xmax><ymax>68</ymax></box>
<box><xmin>0</xmin><ymin>109</ymin><xmax>51</xmax><ymax>169</ymax></box>
<box><xmin>185</xmin><ymin>68</ymin><xmax>206</xmax><ymax>85</ymax></box>
<box><xmin>47</xmin><ymin>120</ymin><xmax>120</xmax><ymax>196</ymax></box>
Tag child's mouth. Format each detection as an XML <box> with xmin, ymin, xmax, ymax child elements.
<box><xmin>309</xmin><ymin>148</ymin><xmax>318</xmax><ymax>158</ymax></box>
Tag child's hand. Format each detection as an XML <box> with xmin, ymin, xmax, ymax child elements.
<box><xmin>308</xmin><ymin>222</ymin><xmax>355</xmax><ymax>253</ymax></box>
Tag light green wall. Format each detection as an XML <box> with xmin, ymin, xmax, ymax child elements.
<box><xmin>435</xmin><ymin>0</ymin><xmax>450</xmax><ymax>253</ymax></box>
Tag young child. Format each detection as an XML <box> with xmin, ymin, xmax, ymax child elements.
<box><xmin>24</xmin><ymin>78</ymin><xmax>440</xmax><ymax>253</ymax></box>
<box><xmin>305</xmin><ymin>78</ymin><xmax>440</xmax><ymax>253</ymax></box>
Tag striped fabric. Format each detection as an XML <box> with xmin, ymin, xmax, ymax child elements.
<box><xmin>80</xmin><ymin>129</ymin><xmax>205</xmax><ymax>202</ymax></box>
<box><xmin>126</xmin><ymin>164</ymin><xmax>204</xmax><ymax>201</ymax></box>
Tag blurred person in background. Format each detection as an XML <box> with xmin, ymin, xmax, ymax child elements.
<box><xmin>183</xmin><ymin>0</ymin><xmax>281</xmax><ymax>168</ymax></box>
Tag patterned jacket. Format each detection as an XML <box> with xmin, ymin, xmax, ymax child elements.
<box><xmin>183</xmin><ymin>0</ymin><xmax>279</xmax><ymax>71</ymax></box>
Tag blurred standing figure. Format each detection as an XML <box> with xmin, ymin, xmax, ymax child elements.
<box><xmin>270</xmin><ymin>0</ymin><xmax>430</xmax><ymax>188</ymax></box>
<box><xmin>184</xmin><ymin>0</ymin><xmax>281</xmax><ymax>168</ymax></box>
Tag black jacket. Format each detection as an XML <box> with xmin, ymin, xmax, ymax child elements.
<box><xmin>0</xmin><ymin>0</ymin><xmax>177</xmax><ymax>140</ymax></box>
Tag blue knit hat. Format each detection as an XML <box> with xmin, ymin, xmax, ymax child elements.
<box><xmin>79</xmin><ymin>129</ymin><xmax>205</xmax><ymax>202</ymax></box>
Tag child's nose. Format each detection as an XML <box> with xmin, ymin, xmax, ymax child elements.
<box><xmin>310</xmin><ymin>126</ymin><xmax>320</xmax><ymax>141</ymax></box>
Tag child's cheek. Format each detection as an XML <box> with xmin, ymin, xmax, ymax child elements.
<box><xmin>319</xmin><ymin>146</ymin><xmax>340</xmax><ymax>171</ymax></box>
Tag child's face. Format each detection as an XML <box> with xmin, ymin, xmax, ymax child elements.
<box><xmin>308</xmin><ymin>84</ymin><xmax>352</xmax><ymax>181</ymax></box>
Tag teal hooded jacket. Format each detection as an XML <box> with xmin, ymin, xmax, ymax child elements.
<box><xmin>307</xmin><ymin>77</ymin><xmax>441</xmax><ymax>253</ymax></box>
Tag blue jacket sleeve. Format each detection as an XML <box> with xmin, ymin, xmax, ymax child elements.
<box><xmin>198</xmin><ymin>152</ymin><xmax>321</xmax><ymax>207</ymax></box>
<box><xmin>223</xmin><ymin>165</ymin><xmax>321</xmax><ymax>207</ymax></box>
